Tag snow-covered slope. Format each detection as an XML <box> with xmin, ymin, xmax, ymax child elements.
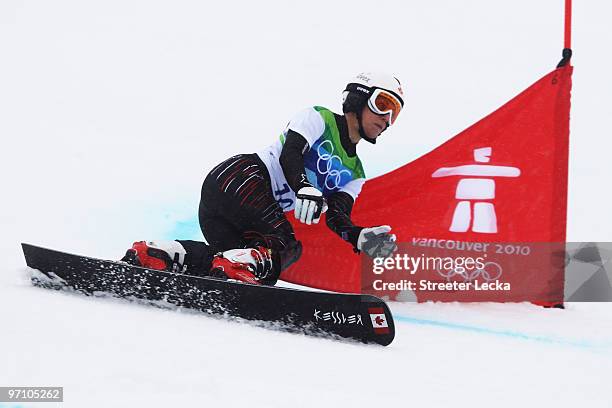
<box><xmin>1</xmin><ymin>1</ymin><xmax>611</xmax><ymax>407</ymax></box>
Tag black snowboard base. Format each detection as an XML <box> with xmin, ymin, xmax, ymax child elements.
<box><xmin>22</xmin><ymin>243</ymin><xmax>395</xmax><ymax>346</ymax></box>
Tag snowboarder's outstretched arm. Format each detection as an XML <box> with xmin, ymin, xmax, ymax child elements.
<box><xmin>325</xmin><ymin>191</ymin><xmax>363</xmax><ymax>248</ymax></box>
<box><xmin>326</xmin><ymin>192</ymin><xmax>396</xmax><ymax>258</ymax></box>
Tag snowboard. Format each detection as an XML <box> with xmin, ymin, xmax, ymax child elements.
<box><xmin>22</xmin><ymin>243</ymin><xmax>395</xmax><ymax>346</ymax></box>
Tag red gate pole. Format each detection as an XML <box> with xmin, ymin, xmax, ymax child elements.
<box><xmin>557</xmin><ymin>0</ymin><xmax>572</xmax><ymax>67</ymax></box>
<box><xmin>564</xmin><ymin>0</ymin><xmax>572</xmax><ymax>49</ymax></box>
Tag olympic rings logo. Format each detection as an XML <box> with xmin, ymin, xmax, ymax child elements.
<box><xmin>316</xmin><ymin>140</ymin><xmax>351</xmax><ymax>190</ymax></box>
<box><xmin>436</xmin><ymin>261</ymin><xmax>503</xmax><ymax>283</ymax></box>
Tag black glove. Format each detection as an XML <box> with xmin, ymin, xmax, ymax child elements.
<box><xmin>357</xmin><ymin>225</ymin><xmax>397</xmax><ymax>258</ymax></box>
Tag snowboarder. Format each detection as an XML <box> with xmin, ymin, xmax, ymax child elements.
<box><xmin>122</xmin><ymin>72</ymin><xmax>404</xmax><ymax>286</ymax></box>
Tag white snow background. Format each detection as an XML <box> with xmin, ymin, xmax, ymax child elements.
<box><xmin>1</xmin><ymin>0</ymin><xmax>611</xmax><ymax>407</ymax></box>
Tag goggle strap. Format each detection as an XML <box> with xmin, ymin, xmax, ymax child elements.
<box><xmin>344</xmin><ymin>82</ymin><xmax>373</xmax><ymax>97</ymax></box>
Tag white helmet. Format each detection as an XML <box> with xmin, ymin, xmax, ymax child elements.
<box><xmin>342</xmin><ymin>72</ymin><xmax>404</xmax><ymax>143</ymax></box>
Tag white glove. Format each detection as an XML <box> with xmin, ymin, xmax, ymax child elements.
<box><xmin>294</xmin><ymin>186</ymin><xmax>328</xmax><ymax>225</ymax></box>
<box><xmin>357</xmin><ymin>225</ymin><xmax>397</xmax><ymax>258</ymax></box>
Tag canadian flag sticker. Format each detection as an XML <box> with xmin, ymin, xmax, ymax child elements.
<box><xmin>368</xmin><ymin>307</ymin><xmax>389</xmax><ymax>335</ymax></box>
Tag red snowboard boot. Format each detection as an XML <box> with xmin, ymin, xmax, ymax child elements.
<box><xmin>210</xmin><ymin>247</ymin><xmax>274</xmax><ymax>285</ymax></box>
<box><xmin>121</xmin><ymin>241</ymin><xmax>187</xmax><ymax>273</ymax></box>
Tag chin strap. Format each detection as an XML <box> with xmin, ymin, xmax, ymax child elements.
<box><xmin>356</xmin><ymin>109</ymin><xmax>390</xmax><ymax>144</ymax></box>
<box><xmin>356</xmin><ymin>108</ymin><xmax>378</xmax><ymax>144</ymax></box>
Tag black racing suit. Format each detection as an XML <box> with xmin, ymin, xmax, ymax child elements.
<box><xmin>179</xmin><ymin>114</ymin><xmax>364</xmax><ymax>285</ymax></box>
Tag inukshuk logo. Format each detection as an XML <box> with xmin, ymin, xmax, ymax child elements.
<box><xmin>432</xmin><ymin>147</ymin><xmax>520</xmax><ymax>234</ymax></box>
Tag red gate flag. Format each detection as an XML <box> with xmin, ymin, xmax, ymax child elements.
<box><xmin>281</xmin><ymin>65</ymin><xmax>573</xmax><ymax>303</ymax></box>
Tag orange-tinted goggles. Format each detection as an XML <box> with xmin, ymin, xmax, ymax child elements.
<box><xmin>367</xmin><ymin>89</ymin><xmax>403</xmax><ymax>125</ymax></box>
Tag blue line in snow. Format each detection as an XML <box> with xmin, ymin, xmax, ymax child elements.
<box><xmin>394</xmin><ymin>314</ymin><xmax>610</xmax><ymax>349</ymax></box>
<box><xmin>165</xmin><ymin>217</ymin><xmax>611</xmax><ymax>351</ymax></box>
<box><xmin>165</xmin><ymin>216</ymin><xmax>201</xmax><ymax>241</ymax></box>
